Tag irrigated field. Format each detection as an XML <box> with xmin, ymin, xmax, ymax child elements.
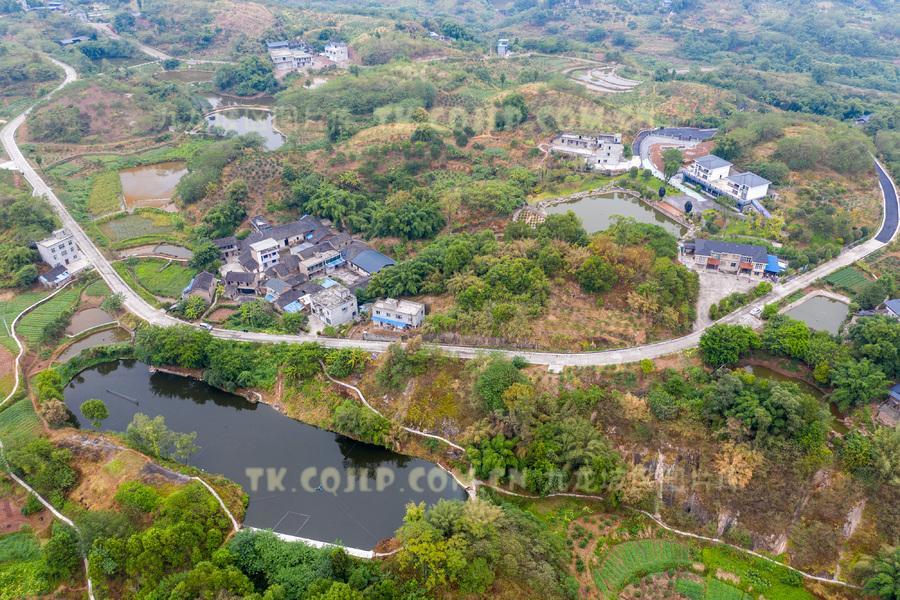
<box><xmin>593</xmin><ymin>539</ymin><xmax>692</xmax><ymax>597</ymax></box>
<box><xmin>824</xmin><ymin>266</ymin><xmax>871</xmax><ymax>295</ymax></box>
<box><xmin>0</xmin><ymin>291</ymin><xmax>50</xmax><ymax>353</ymax></box>
<box><xmin>0</xmin><ymin>398</ymin><xmax>42</xmax><ymax>451</ymax></box>
<box><xmin>15</xmin><ymin>287</ymin><xmax>80</xmax><ymax>346</ymax></box>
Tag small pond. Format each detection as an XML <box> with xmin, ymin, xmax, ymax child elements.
<box><xmin>208</xmin><ymin>109</ymin><xmax>285</xmax><ymax>151</ymax></box>
<box><xmin>783</xmin><ymin>295</ymin><xmax>849</xmax><ymax>336</ymax></box>
<box><xmin>119</xmin><ymin>161</ymin><xmax>188</xmax><ymax>209</ymax></box>
<box><xmin>742</xmin><ymin>364</ymin><xmax>848</xmax><ymax>434</ymax></box>
<box><xmin>56</xmin><ymin>328</ymin><xmax>131</xmax><ymax>363</ymax></box>
<box><xmin>65</xmin><ymin>308</ymin><xmax>115</xmax><ymax>335</ymax></box>
<box><xmin>544</xmin><ymin>191</ymin><xmax>685</xmax><ymax>236</ymax></box>
<box><xmin>153</xmin><ymin>244</ymin><xmax>193</xmax><ymax>260</ymax></box>
<box><xmin>204</xmin><ymin>94</ymin><xmax>276</xmax><ymax>110</ymax></box>
<box><xmin>64</xmin><ymin>360</ymin><xmax>467</xmax><ymax>549</ymax></box>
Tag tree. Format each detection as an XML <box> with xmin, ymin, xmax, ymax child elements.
<box><xmin>474</xmin><ymin>357</ymin><xmax>526</xmax><ymax>411</ymax></box>
<box><xmin>850</xmin><ymin>316</ymin><xmax>900</xmax><ymax>377</ymax></box>
<box><xmin>536</xmin><ymin>211</ymin><xmax>587</xmax><ymax>245</ymax></box>
<box><xmin>869</xmin><ymin>426</ymin><xmax>900</xmax><ymax>487</ymax></box>
<box><xmin>7</xmin><ymin>439</ymin><xmax>77</xmax><ymax>505</ymax></box>
<box><xmin>829</xmin><ymin>359</ymin><xmax>889</xmax><ymax>412</ymax></box>
<box><xmin>43</xmin><ymin>523</ymin><xmax>81</xmax><ymax>583</ymax></box>
<box><xmin>41</xmin><ymin>400</ymin><xmax>71</xmax><ymax>428</ymax></box>
<box><xmin>125</xmin><ymin>413</ymin><xmax>198</xmax><ymax>461</ymax></box>
<box><xmin>115</xmin><ymin>481</ymin><xmax>160</xmax><ymax>516</ymax></box>
<box><xmin>467</xmin><ymin>435</ymin><xmax>519</xmax><ymax>480</ymax></box>
<box><xmin>576</xmin><ymin>256</ymin><xmax>617</xmax><ymax>294</ymax></box>
<box><xmin>699</xmin><ymin>324</ymin><xmax>760</xmax><ymax>367</ymax></box>
<box><xmin>190</xmin><ymin>240</ymin><xmax>222</xmax><ymax>271</ymax></box>
<box><xmin>857</xmin><ymin>546</ymin><xmax>900</xmax><ymax>600</ymax></box>
<box><xmin>183</xmin><ymin>295</ymin><xmax>208</xmax><ymax>320</ymax></box>
<box><xmin>662</xmin><ymin>147</ymin><xmax>684</xmax><ymax>182</ymax></box>
<box><xmin>80</xmin><ymin>399</ymin><xmax>109</xmax><ymax>429</ymax></box>
<box><xmin>100</xmin><ymin>293</ymin><xmax>124</xmax><ymax>313</ymax></box>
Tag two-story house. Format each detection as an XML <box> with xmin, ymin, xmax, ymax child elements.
<box><xmin>372</xmin><ymin>298</ymin><xmax>425</xmax><ymax>329</ymax></box>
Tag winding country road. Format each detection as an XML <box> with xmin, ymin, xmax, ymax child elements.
<box><xmin>2</xmin><ymin>57</ymin><xmax>898</xmax><ymax>367</ymax></box>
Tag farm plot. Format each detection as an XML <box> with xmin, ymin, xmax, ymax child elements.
<box><xmin>87</xmin><ymin>170</ymin><xmax>123</xmax><ymax>217</ymax></box>
<box><xmin>675</xmin><ymin>577</ymin><xmax>750</xmax><ymax>600</ymax></box>
<box><xmin>0</xmin><ymin>530</ymin><xmax>47</xmax><ymax>600</ymax></box>
<box><xmin>98</xmin><ymin>211</ymin><xmax>177</xmax><ymax>246</ymax></box>
<box><xmin>16</xmin><ymin>287</ymin><xmax>80</xmax><ymax>346</ymax></box>
<box><xmin>0</xmin><ymin>291</ymin><xmax>48</xmax><ymax>353</ymax></box>
<box><xmin>122</xmin><ymin>258</ymin><xmax>196</xmax><ymax>299</ymax></box>
<box><xmin>593</xmin><ymin>539</ymin><xmax>692</xmax><ymax>598</ymax></box>
<box><xmin>0</xmin><ymin>398</ymin><xmax>42</xmax><ymax>451</ymax></box>
<box><xmin>823</xmin><ymin>266</ymin><xmax>871</xmax><ymax>295</ymax></box>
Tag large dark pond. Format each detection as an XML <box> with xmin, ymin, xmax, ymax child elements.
<box><xmin>64</xmin><ymin>360</ymin><xmax>466</xmax><ymax>549</ymax></box>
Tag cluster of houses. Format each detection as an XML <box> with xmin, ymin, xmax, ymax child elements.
<box><xmin>35</xmin><ymin>228</ymin><xmax>89</xmax><ymax>288</ymax></box>
<box><xmin>683</xmin><ymin>155</ymin><xmax>772</xmax><ymax>213</ymax></box>
<box><xmin>681</xmin><ymin>238</ymin><xmax>784</xmax><ymax>279</ymax></box>
<box><xmin>266</xmin><ymin>40</ymin><xmax>349</xmax><ymax>77</ymax></box>
<box><xmin>550</xmin><ymin>132</ymin><xmax>628</xmax><ymax>171</ymax></box>
<box><xmin>187</xmin><ymin>215</ymin><xmax>425</xmax><ymax>330</ymax></box>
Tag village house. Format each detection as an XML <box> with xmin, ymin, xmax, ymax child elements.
<box><xmin>683</xmin><ymin>155</ymin><xmax>771</xmax><ymax>207</ymax></box>
<box><xmin>682</xmin><ymin>239</ymin><xmax>783</xmax><ymax>278</ymax></box>
<box><xmin>323</xmin><ymin>41</ymin><xmax>349</xmax><ymax>65</ymax></box>
<box><xmin>213</xmin><ymin>236</ymin><xmax>239</xmax><ymax>261</ymax></box>
<box><xmin>38</xmin><ymin>265</ymin><xmax>72</xmax><ymax>288</ymax></box>
<box><xmin>372</xmin><ymin>298</ymin><xmax>425</xmax><ymax>330</ymax></box>
<box><xmin>497</xmin><ymin>39</ymin><xmax>509</xmax><ymax>57</ymax></box>
<box><xmin>550</xmin><ymin>132</ymin><xmax>625</xmax><ymax>169</ymax></box>
<box><xmin>885</xmin><ymin>299</ymin><xmax>900</xmax><ymax>320</ymax></box>
<box><xmin>37</xmin><ymin>228</ymin><xmax>84</xmax><ymax>269</ymax></box>
<box><xmin>182</xmin><ymin>271</ymin><xmax>218</xmax><ymax>304</ymax></box>
<box><xmin>310</xmin><ymin>285</ymin><xmax>358</xmax><ymax>327</ymax></box>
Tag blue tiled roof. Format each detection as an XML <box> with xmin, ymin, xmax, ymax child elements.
<box><xmin>351</xmin><ymin>250</ymin><xmax>395</xmax><ymax>274</ymax></box>
<box><xmin>885</xmin><ymin>299</ymin><xmax>900</xmax><ymax>315</ymax></box>
<box><xmin>891</xmin><ymin>383</ymin><xmax>900</xmax><ymax>401</ymax></box>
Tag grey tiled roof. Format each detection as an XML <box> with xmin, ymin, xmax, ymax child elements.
<box><xmin>695</xmin><ymin>155</ymin><xmax>732</xmax><ymax>170</ymax></box>
<box><xmin>728</xmin><ymin>172</ymin><xmax>771</xmax><ymax>188</ymax></box>
<box><xmin>694</xmin><ymin>239</ymin><xmax>768</xmax><ymax>263</ymax></box>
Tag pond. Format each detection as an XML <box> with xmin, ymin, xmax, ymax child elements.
<box><xmin>742</xmin><ymin>364</ymin><xmax>848</xmax><ymax>434</ymax></box>
<box><xmin>783</xmin><ymin>295</ymin><xmax>849</xmax><ymax>336</ymax></box>
<box><xmin>204</xmin><ymin>94</ymin><xmax>276</xmax><ymax>110</ymax></box>
<box><xmin>63</xmin><ymin>360</ymin><xmax>467</xmax><ymax>549</ymax></box>
<box><xmin>65</xmin><ymin>308</ymin><xmax>115</xmax><ymax>335</ymax></box>
<box><xmin>207</xmin><ymin>109</ymin><xmax>285</xmax><ymax>151</ymax></box>
<box><xmin>119</xmin><ymin>161</ymin><xmax>188</xmax><ymax>209</ymax></box>
<box><xmin>153</xmin><ymin>244</ymin><xmax>192</xmax><ymax>260</ymax></box>
<box><xmin>56</xmin><ymin>328</ymin><xmax>131</xmax><ymax>363</ymax></box>
<box><xmin>544</xmin><ymin>191</ymin><xmax>685</xmax><ymax>236</ymax></box>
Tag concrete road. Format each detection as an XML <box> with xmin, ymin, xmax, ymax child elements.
<box><xmin>2</xmin><ymin>57</ymin><xmax>897</xmax><ymax>367</ymax></box>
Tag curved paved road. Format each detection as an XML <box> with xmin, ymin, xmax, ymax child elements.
<box><xmin>2</xmin><ymin>58</ymin><xmax>897</xmax><ymax>367</ymax></box>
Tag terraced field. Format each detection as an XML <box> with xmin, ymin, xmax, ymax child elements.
<box><xmin>0</xmin><ymin>398</ymin><xmax>42</xmax><ymax>451</ymax></box>
<box><xmin>0</xmin><ymin>291</ymin><xmax>49</xmax><ymax>353</ymax></box>
<box><xmin>15</xmin><ymin>287</ymin><xmax>80</xmax><ymax>346</ymax></box>
<box><xmin>594</xmin><ymin>539</ymin><xmax>692</xmax><ymax>597</ymax></box>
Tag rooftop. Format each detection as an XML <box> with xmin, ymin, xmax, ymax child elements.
<box><xmin>249</xmin><ymin>238</ymin><xmax>279</xmax><ymax>252</ymax></box>
<box><xmin>189</xmin><ymin>271</ymin><xmax>217</xmax><ymax>291</ymax></box>
<box><xmin>728</xmin><ymin>172</ymin><xmax>771</xmax><ymax>188</ymax></box>
<box><xmin>37</xmin><ymin>228</ymin><xmax>72</xmax><ymax>248</ymax></box>
<box><xmin>374</xmin><ymin>298</ymin><xmax>424</xmax><ymax>316</ymax></box>
<box><xmin>693</xmin><ymin>239</ymin><xmax>769</xmax><ymax>264</ymax></box>
<box><xmin>885</xmin><ymin>299</ymin><xmax>900</xmax><ymax>315</ymax></box>
<box><xmin>311</xmin><ymin>285</ymin><xmax>354</xmax><ymax>308</ymax></box>
<box><xmin>40</xmin><ymin>265</ymin><xmax>69</xmax><ymax>281</ymax></box>
<box><xmin>694</xmin><ymin>155</ymin><xmax>733</xmax><ymax>170</ymax></box>
<box><xmin>350</xmin><ymin>249</ymin><xmax>395</xmax><ymax>274</ymax></box>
